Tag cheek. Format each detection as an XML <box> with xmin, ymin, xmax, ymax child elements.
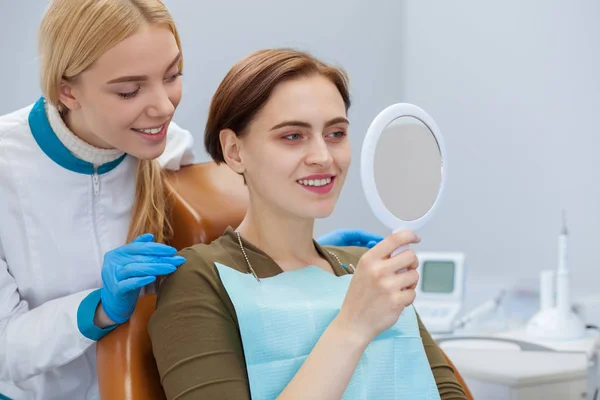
<box><xmin>106</xmin><ymin>102</ymin><xmax>143</xmax><ymax>129</ymax></box>
<box><xmin>245</xmin><ymin>144</ymin><xmax>296</xmax><ymax>183</ymax></box>
<box><xmin>333</xmin><ymin>143</ymin><xmax>352</xmax><ymax>171</ymax></box>
<box><xmin>168</xmin><ymin>81</ymin><xmax>183</xmax><ymax>109</ymax></box>
<box><xmin>82</xmin><ymin>92</ymin><xmax>137</xmax><ymax>129</ymax></box>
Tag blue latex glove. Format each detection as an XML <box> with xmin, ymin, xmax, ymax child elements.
<box><xmin>316</xmin><ymin>228</ymin><xmax>384</xmax><ymax>248</ymax></box>
<box><xmin>100</xmin><ymin>233</ymin><xmax>186</xmax><ymax>324</ymax></box>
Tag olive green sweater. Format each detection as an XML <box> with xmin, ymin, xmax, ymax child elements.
<box><xmin>149</xmin><ymin>228</ymin><xmax>467</xmax><ymax>400</ymax></box>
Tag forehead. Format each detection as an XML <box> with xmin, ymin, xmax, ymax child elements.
<box><xmin>258</xmin><ymin>75</ymin><xmax>347</xmax><ymax>123</ymax></box>
<box><xmin>87</xmin><ymin>24</ymin><xmax>180</xmax><ymax>78</ymax></box>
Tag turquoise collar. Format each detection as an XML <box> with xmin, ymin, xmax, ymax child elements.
<box><xmin>28</xmin><ymin>97</ymin><xmax>126</xmax><ymax>175</ymax></box>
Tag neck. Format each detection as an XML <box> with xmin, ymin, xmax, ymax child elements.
<box><xmin>63</xmin><ymin>109</ymin><xmax>113</xmax><ymax>149</ymax></box>
<box><xmin>236</xmin><ymin>198</ymin><xmax>319</xmax><ymax>271</ymax></box>
<box><xmin>45</xmin><ymin>102</ymin><xmax>124</xmax><ymax>165</ymax></box>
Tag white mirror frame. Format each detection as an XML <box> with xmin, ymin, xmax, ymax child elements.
<box><xmin>360</xmin><ymin>103</ymin><xmax>447</xmax><ymax>232</ymax></box>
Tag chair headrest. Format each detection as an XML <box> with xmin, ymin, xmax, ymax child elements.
<box><xmin>165</xmin><ymin>162</ymin><xmax>248</xmax><ymax>250</ymax></box>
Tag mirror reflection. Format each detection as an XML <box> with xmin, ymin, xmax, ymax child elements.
<box><xmin>374</xmin><ymin>116</ymin><xmax>443</xmax><ymax>222</ymax></box>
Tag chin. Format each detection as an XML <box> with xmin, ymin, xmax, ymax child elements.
<box><xmin>305</xmin><ymin>203</ymin><xmax>336</xmax><ymax>219</ymax></box>
<box><xmin>313</xmin><ymin>211</ymin><xmax>334</xmax><ymax>219</ymax></box>
<box><xmin>129</xmin><ymin>143</ymin><xmax>168</xmax><ymax>161</ymax></box>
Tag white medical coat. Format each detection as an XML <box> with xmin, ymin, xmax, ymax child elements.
<box><xmin>0</xmin><ymin>97</ymin><xmax>195</xmax><ymax>399</ymax></box>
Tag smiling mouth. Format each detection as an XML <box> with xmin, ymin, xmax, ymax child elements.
<box><xmin>132</xmin><ymin>125</ymin><xmax>165</xmax><ymax>135</ymax></box>
<box><xmin>296</xmin><ymin>177</ymin><xmax>334</xmax><ymax>187</ymax></box>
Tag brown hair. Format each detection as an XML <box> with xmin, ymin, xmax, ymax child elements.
<box><xmin>204</xmin><ymin>48</ymin><xmax>351</xmax><ymax>163</ymax></box>
<box><xmin>38</xmin><ymin>0</ymin><xmax>182</xmax><ymax>243</ymax></box>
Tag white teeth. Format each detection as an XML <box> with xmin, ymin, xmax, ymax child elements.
<box><xmin>135</xmin><ymin>125</ymin><xmax>163</xmax><ymax>135</ymax></box>
<box><xmin>297</xmin><ymin>177</ymin><xmax>332</xmax><ymax>187</ymax></box>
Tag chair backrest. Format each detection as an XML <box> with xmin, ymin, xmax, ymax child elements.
<box><xmin>96</xmin><ymin>162</ymin><xmax>472</xmax><ymax>400</ymax></box>
<box><xmin>97</xmin><ymin>162</ymin><xmax>248</xmax><ymax>400</ymax></box>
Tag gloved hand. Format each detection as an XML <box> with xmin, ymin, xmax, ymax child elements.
<box><xmin>316</xmin><ymin>229</ymin><xmax>384</xmax><ymax>248</ymax></box>
<box><xmin>100</xmin><ymin>233</ymin><xmax>186</xmax><ymax>324</ymax></box>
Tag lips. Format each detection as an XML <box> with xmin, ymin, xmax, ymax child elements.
<box><xmin>132</xmin><ymin>126</ymin><xmax>164</xmax><ymax>135</ymax></box>
<box><xmin>296</xmin><ymin>175</ymin><xmax>336</xmax><ymax>194</ymax></box>
<box><xmin>296</xmin><ymin>176</ymin><xmax>333</xmax><ymax>187</ymax></box>
<box><xmin>131</xmin><ymin>122</ymin><xmax>169</xmax><ymax>141</ymax></box>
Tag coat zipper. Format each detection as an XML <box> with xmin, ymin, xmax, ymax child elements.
<box><xmin>92</xmin><ymin>169</ymin><xmax>100</xmax><ymax>195</ymax></box>
<box><xmin>92</xmin><ymin>167</ymin><xmax>103</xmax><ymax>263</ymax></box>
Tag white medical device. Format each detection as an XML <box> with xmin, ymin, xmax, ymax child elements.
<box><xmin>414</xmin><ymin>252</ymin><xmax>466</xmax><ymax>333</ymax></box>
<box><xmin>526</xmin><ymin>210</ymin><xmax>587</xmax><ymax>340</ymax></box>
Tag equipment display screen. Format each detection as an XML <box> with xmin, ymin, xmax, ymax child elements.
<box><xmin>421</xmin><ymin>261</ymin><xmax>455</xmax><ymax>293</ymax></box>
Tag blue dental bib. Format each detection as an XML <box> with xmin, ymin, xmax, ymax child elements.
<box><xmin>215</xmin><ymin>263</ymin><xmax>441</xmax><ymax>400</ymax></box>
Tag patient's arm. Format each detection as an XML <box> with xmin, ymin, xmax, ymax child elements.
<box><xmin>417</xmin><ymin>313</ymin><xmax>468</xmax><ymax>399</ymax></box>
<box><xmin>149</xmin><ymin>244</ymin><xmax>467</xmax><ymax>400</ymax></box>
<box><xmin>148</xmin><ymin>247</ymin><xmax>251</xmax><ymax>400</ymax></box>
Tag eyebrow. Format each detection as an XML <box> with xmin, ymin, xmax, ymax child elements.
<box><xmin>269</xmin><ymin>117</ymin><xmax>349</xmax><ymax>131</ymax></box>
<box><xmin>106</xmin><ymin>52</ymin><xmax>182</xmax><ymax>84</ymax></box>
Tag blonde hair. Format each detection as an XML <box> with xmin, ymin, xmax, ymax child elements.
<box><xmin>38</xmin><ymin>0</ymin><xmax>183</xmax><ymax>243</ymax></box>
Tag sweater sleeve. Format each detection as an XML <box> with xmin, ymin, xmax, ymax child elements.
<box><xmin>148</xmin><ymin>247</ymin><xmax>251</xmax><ymax>400</ymax></box>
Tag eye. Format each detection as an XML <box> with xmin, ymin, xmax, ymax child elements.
<box><xmin>282</xmin><ymin>132</ymin><xmax>303</xmax><ymax>141</ymax></box>
<box><xmin>165</xmin><ymin>71</ymin><xmax>183</xmax><ymax>82</ymax></box>
<box><xmin>327</xmin><ymin>131</ymin><xmax>347</xmax><ymax>141</ymax></box>
<box><xmin>117</xmin><ymin>87</ymin><xmax>140</xmax><ymax>99</ymax></box>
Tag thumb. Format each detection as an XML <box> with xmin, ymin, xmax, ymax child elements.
<box><xmin>131</xmin><ymin>233</ymin><xmax>155</xmax><ymax>244</ymax></box>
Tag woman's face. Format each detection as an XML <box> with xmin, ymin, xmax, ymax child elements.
<box><xmin>225</xmin><ymin>75</ymin><xmax>351</xmax><ymax>221</ymax></box>
<box><xmin>59</xmin><ymin>23</ymin><xmax>182</xmax><ymax>160</ymax></box>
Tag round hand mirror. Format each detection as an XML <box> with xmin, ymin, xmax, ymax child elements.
<box><xmin>361</xmin><ymin>103</ymin><xmax>447</xmax><ymax>255</ymax></box>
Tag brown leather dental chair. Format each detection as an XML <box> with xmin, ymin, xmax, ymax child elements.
<box><xmin>95</xmin><ymin>161</ymin><xmax>473</xmax><ymax>400</ymax></box>
<box><xmin>96</xmin><ymin>161</ymin><xmax>248</xmax><ymax>400</ymax></box>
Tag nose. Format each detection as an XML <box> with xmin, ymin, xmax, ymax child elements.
<box><xmin>305</xmin><ymin>135</ymin><xmax>333</xmax><ymax>167</ymax></box>
<box><xmin>146</xmin><ymin>86</ymin><xmax>175</xmax><ymax>119</ymax></box>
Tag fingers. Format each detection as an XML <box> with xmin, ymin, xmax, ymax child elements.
<box><xmin>361</xmin><ymin>231</ymin><xmax>384</xmax><ymax>243</ymax></box>
<box><xmin>381</xmin><ymin>249</ymin><xmax>419</xmax><ymax>275</ymax></box>
<box><xmin>364</xmin><ymin>230</ymin><xmax>420</xmax><ymax>262</ymax></box>
<box><xmin>387</xmin><ymin>269</ymin><xmax>419</xmax><ymax>292</ymax></box>
<box><xmin>156</xmin><ymin>255</ymin><xmax>186</xmax><ymax>266</ymax></box>
<box><xmin>131</xmin><ymin>233</ymin><xmax>155</xmax><ymax>243</ymax></box>
<box><xmin>115</xmin><ymin>262</ymin><xmax>179</xmax><ymax>281</ymax></box>
<box><xmin>345</xmin><ymin>229</ymin><xmax>384</xmax><ymax>245</ymax></box>
<box><xmin>392</xmin><ymin>288</ymin><xmax>417</xmax><ymax>308</ymax></box>
<box><xmin>117</xmin><ymin>275</ymin><xmax>157</xmax><ymax>293</ymax></box>
<box><xmin>122</xmin><ymin>242</ymin><xmax>178</xmax><ymax>256</ymax></box>
<box><xmin>366</xmin><ymin>240</ymin><xmax>379</xmax><ymax>249</ymax></box>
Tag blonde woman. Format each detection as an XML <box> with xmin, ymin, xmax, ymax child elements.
<box><xmin>0</xmin><ymin>1</ymin><xmax>382</xmax><ymax>399</ymax></box>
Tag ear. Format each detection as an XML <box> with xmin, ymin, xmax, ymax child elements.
<box><xmin>57</xmin><ymin>79</ymin><xmax>81</xmax><ymax>111</ymax></box>
<box><xmin>220</xmin><ymin>129</ymin><xmax>245</xmax><ymax>174</ymax></box>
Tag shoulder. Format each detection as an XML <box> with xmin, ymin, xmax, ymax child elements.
<box><xmin>156</xmin><ymin>236</ymin><xmax>243</xmax><ymax>305</ymax></box>
<box><xmin>157</xmin><ymin>242</ymin><xmax>221</xmax><ymax>295</ymax></box>
<box><xmin>157</xmin><ymin>120</ymin><xmax>196</xmax><ymax>171</ymax></box>
<box><xmin>152</xmin><ymin>243</ymin><xmax>221</xmax><ymax>327</ymax></box>
<box><xmin>322</xmin><ymin>245</ymin><xmax>368</xmax><ymax>267</ymax></box>
<box><xmin>0</xmin><ymin>104</ymin><xmax>35</xmax><ymax>184</ymax></box>
<box><xmin>175</xmin><ymin>235</ymin><xmax>245</xmax><ymax>277</ymax></box>
<box><xmin>0</xmin><ymin>103</ymin><xmax>33</xmax><ymax>140</ymax></box>
<box><xmin>151</xmin><ymin>237</ymin><xmax>241</xmax><ymax>332</ymax></box>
